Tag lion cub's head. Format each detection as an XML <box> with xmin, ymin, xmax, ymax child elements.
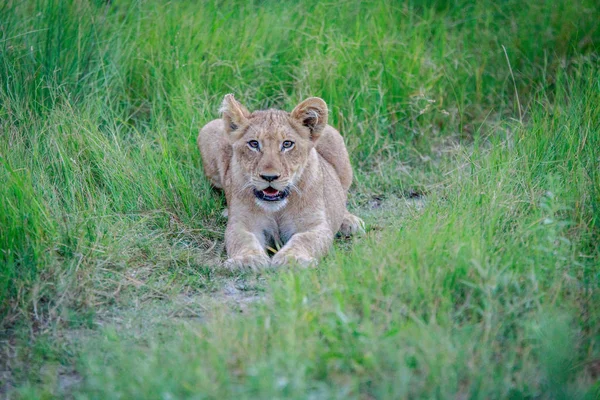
<box><xmin>220</xmin><ymin>94</ymin><xmax>328</xmax><ymax>212</ymax></box>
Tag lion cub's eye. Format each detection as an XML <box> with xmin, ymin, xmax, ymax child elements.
<box><xmin>247</xmin><ymin>140</ymin><xmax>260</xmax><ymax>150</ymax></box>
<box><xmin>281</xmin><ymin>140</ymin><xmax>295</xmax><ymax>151</ymax></box>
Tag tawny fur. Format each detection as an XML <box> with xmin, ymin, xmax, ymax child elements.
<box><xmin>198</xmin><ymin>95</ymin><xmax>364</xmax><ymax>269</ymax></box>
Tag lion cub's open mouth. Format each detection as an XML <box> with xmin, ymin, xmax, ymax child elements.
<box><xmin>254</xmin><ymin>186</ymin><xmax>289</xmax><ymax>202</ymax></box>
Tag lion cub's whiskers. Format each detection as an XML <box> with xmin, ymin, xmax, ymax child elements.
<box><xmin>234</xmin><ymin>180</ymin><xmax>254</xmax><ymax>196</ymax></box>
<box><xmin>290</xmin><ymin>182</ymin><xmax>302</xmax><ymax>196</ymax></box>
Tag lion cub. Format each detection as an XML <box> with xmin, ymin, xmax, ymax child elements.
<box><xmin>198</xmin><ymin>95</ymin><xmax>364</xmax><ymax>269</ymax></box>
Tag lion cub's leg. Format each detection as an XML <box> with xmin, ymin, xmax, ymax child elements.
<box><xmin>224</xmin><ymin>222</ymin><xmax>270</xmax><ymax>271</ymax></box>
<box><xmin>271</xmin><ymin>225</ymin><xmax>333</xmax><ymax>268</ymax></box>
<box><xmin>339</xmin><ymin>212</ymin><xmax>365</xmax><ymax>237</ymax></box>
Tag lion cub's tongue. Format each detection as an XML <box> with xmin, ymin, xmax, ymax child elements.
<box><xmin>263</xmin><ymin>187</ymin><xmax>279</xmax><ymax>196</ymax></box>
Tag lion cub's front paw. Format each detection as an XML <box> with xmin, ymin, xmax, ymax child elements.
<box><xmin>271</xmin><ymin>251</ymin><xmax>317</xmax><ymax>268</ymax></box>
<box><xmin>339</xmin><ymin>213</ymin><xmax>365</xmax><ymax>237</ymax></box>
<box><xmin>224</xmin><ymin>253</ymin><xmax>270</xmax><ymax>271</ymax></box>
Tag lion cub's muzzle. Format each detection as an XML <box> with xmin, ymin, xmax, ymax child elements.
<box><xmin>253</xmin><ymin>186</ymin><xmax>290</xmax><ymax>202</ymax></box>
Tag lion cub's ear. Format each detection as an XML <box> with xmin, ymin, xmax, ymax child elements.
<box><xmin>220</xmin><ymin>94</ymin><xmax>250</xmax><ymax>139</ymax></box>
<box><xmin>290</xmin><ymin>97</ymin><xmax>328</xmax><ymax>141</ymax></box>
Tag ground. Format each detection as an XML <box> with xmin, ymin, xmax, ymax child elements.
<box><xmin>1</xmin><ymin>0</ymin><xmax>599</xmax><ymax>398</ymax></box>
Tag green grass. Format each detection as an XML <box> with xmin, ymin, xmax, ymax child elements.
<box><xmin>1</xmin><ymin>0</ymin><xmax>599</xmax><ymax>398</ymax></box>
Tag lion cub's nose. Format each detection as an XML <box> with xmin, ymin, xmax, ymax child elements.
<box><xmin>260</xmin><ymin>174</ymin><xmax>280</xmax><ymax>182</ymax></box>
